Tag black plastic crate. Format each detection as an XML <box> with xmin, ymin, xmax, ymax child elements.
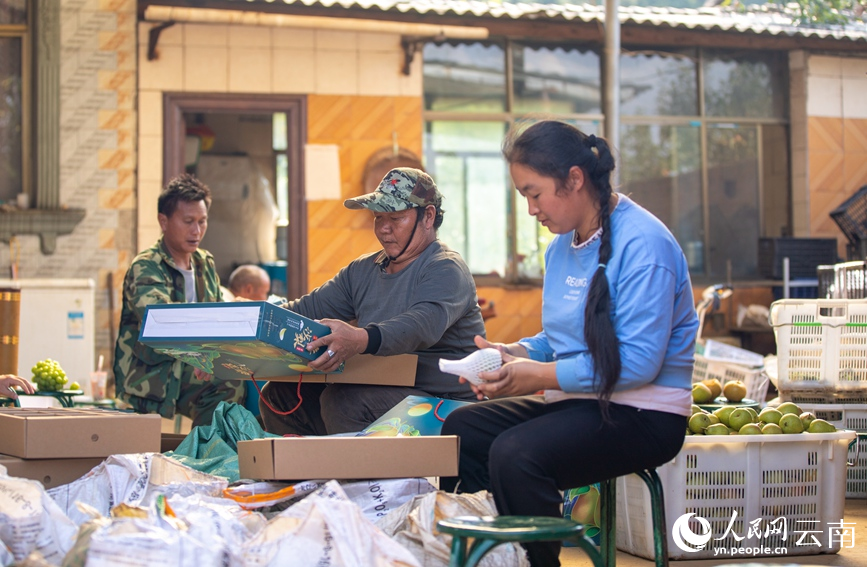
<box><xmin>831</xmin><ymin>185</ymin><xmax>867</xmax><ymax>244</ymax></box>
<box><xmin>758</xmin><ymin>237</ymin><xmax>839</xmax><ymax>279</ymax></box>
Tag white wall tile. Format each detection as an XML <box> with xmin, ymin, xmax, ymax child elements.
<box><xmin>137</xmin><ymin>226</ymin><xmax>162</xmax><ymax>251</ymax></box>
<box><xmin>137</xmin><ymin>20</ymin><xmax>183</xmax><ymax>47</ymax></box>
<box><xmin>272</xmin><ymin>49</ymin><xmax>315</xmax><ymax>94</ymax></box>
<box><xmin>229</xmin><ymin>48</ymin><xmax>272</xmax><ymax>93</ymax></box>
<box><xmin>359</xmin><ymin>51</ymin><xmax>401</xmax><ymax>96</ymax></box>
<box><xmin>315</xmin><ymin>30</ymin><xmax>357</xmax><ymax>51</ymax></box>
<box><xmin>138</xmin><ymin>91</ymin><xmax>163</xmax><ymax>137</ymax></box>
<box><xmin>185</xmin><ymin>46</ymin><xmax>228</xmax><ymax>92</ymax></box>
<box><xmin>272</xmin><ymin>27</ymin><xmax>314</xmax><ymax>49</ymax></box>
<box><xmin>138</xmin><ymin>45</ymin><xmax>184</xmax><ymax>91</ymax></box>
<box><xmin>229</xmin><ymin>25</ymin><xmax>272</xmax><ymax>48</ymax></box>
<box><xmin>137</xmin><ymin>179</ymin><xmax>162</xmax><ymax>227</ymax></box>
<box><xmin>843</xmin><ymin>78</ymin><xmax>867</xmax><ymax>119</ymax></box>
<box><xmin>840</xmin><ymin>56</ymin><xmax>867</xmax><ymax>79</ymax></box>
<box><xmin>789</xmin><ymin>49</ymin><xmax>806</xmax><ymax>70</ymax></box>
<box><xmin>138</xmin><ymin>135</ymin><xmax>163</xmax><ymax>183</ymax></box>
<box><xmin>807</xmin><ymin>75</ymin><xmax>842</xmax><ymax>118</ymax></box>
<box><xmin>358</xmin><ymin>32</ymin><xmax>399</xmax><ymax>51</ymax></box>
<box><xmin>185</xmin><ymin>24</ymin><xmax>229</xmax><ymax>47</ymax></box>
<box><xmin>315</xmin><ymin>50</ymin><xmax>358</xmax><ymax>95</ymax></box>
<box><xmin>809</xmin><ymin>55</ymin><xmax>842</xmax><ymax>78</ymax></box>
<box><xmin>399</xmin><ymin>55</ymin><xmax>423</xmax><ymax>97</ymax></box>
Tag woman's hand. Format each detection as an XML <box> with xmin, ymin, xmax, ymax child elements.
<box><xmin>0</xmin><ymin>374</ymin><xmax>35</xmax><ymax>399</ymax></box>
<box><xmin>473</xmin><ymin>335</ymin><xmax>529</xmax><ymax>359</ymax></box>
<box><xmin>306</xmin><ymin>319</ymin><xmax>368</xmax><ymax>373</ymax></box>
<box><xmin>459</xmin><ymin>336</ymin><xmax>557</xmax><ymax>400</ymax></box>
<box><xmin>193</xmin><ymin>368</ymin><xmax>213</xmax><ymax>382</ymax></box>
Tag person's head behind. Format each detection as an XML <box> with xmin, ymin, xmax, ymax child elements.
<box><xmin>503</xmin><ymin>120</ymin><xmax>620</xmax><ymax>411</ymax></box>
<box><xmin>157</xmin><ymin>174</ymin><xmax>212</xmax><ymax>262</ymax></box>
<box><xmin>344</xmin><ymin>168</ymin><xmax>445</xmax><ymax>266</ymax></box>
<box><xmin>228</xmin><ymin>264</ymin><xmax>271</xmax><ymax>301</ymax></box>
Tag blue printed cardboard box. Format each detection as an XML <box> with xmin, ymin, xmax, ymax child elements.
<box><xmin>138</xmin><ymin>302</ymin><xmax>338</xmax><ymax>381</ymax></box>
<box><xmin>357</xmin><ymin>395</ymin><xmax>473</xmax><ymax>437</ymax></box>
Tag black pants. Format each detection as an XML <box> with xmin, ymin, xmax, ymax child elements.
<box><xmin>440</xmin><ymin>396</ymin><xmax>687</xmax><ymax>567</ymax></box>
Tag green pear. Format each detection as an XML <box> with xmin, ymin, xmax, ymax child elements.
<box><xmin>776</xmin><ymin>402</ymin><xmax>802</xmax><ymax>416</ymax></box>
<box><xmin>759</xmin><ymin>408</ymin><xmax>783</xmax><ymax>425</ymax></box>
<box><xmin>800</xmin><ymin>412</ymin><xmax>817</xmax><ymax>429</ymax></box>
<box><xmin>707</xmin><ymin>413</ymin><xmax>721</xmax><ymax>425</ymax></box>
<box><xmin>779</xmin><ymin>413</ymin><xmax>805</xmax><ymax>434</ymax></box>
<box><xmin>739</xmin><ymin>423</ymin><xmax>763</xmax><ymax>435</ymax></box>
<box><xmin>692</xmin><ymin>383</ymin><xmax>715</xmax><ymax>404</ymax></box>
<box><xmin>807</xmin><ymin>419</ymin><xmax>837</xmax><ymax>433</ymax></box>
<box><xmin>714</xmin><ymin>406</ymin><xmax>736</xmax><ymax>428</ymax></box>
<box><xmin>689</xmin><ymin>412</ymin><xmax>712</xmax><ymax>434</ymax></box>
<box><xmin>691</xmin><ymin>404</ymin><xmax>704</xmax><ymax>416</ymax></box>
<box><xmin>728</xmin><ymin>408</ymin><xmax>753</xmax><ymax>431</ymax></box>
<box><xmin>745</xmin><ymin>407</ymin><xmax>759</xmax><ymax>421</ymax></box>
<box><xmin>705</xmin><ymin>423</ymin><xmax>730</xmax><ymax>435</ymax></box>
<box><xmin>762</xmin><ymin>423</ymin><xmax>783</xmax><ymax>434</ymax></box>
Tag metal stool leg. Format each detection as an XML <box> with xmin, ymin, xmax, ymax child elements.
<box><xmin>570</xmin><ymin>533</ymin><xmax>606</xmax><ymax>567</ymax></box>
<box><xmin>600</xmin><ymin>477</ymin><xmax>617</xmax><ymax>566</ymax></box>
<box><xmin>448</xmin><ymin>534</ymin><xmax>468</xmax><ymax>567</ymax></box>
<box><xmin>636</xmin><ymin>469</ymin><xmax>669</xmax><ymax>567</ymax></box>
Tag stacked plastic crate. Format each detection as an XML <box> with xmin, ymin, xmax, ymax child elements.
<box><xmin>770</xmin><ymin>294</ymin><xmax>867</xmax><ymax>497</ymax></box>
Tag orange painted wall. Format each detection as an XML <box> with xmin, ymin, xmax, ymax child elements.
<box><xmin>808</xmin><ymin>116</ymin><xmax>867</xmax><ymax>256</ymax></box>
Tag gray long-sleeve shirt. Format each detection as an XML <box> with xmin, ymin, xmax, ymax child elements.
<box><xmin>287</xmin><ymin>241</ymin><xmax>485</xmax><ymax>397</ymax></box>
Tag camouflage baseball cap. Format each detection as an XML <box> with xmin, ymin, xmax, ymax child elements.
<box><xmin>344</xmin><ymin>168</ymin><xmax>443</xmax><ymax>212</ymax></box>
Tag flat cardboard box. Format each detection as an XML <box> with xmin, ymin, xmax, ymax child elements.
<box><xmin>0</xmin><ymin>408</ymin><xmax>162</xmax><ymax>459</ymax></box>
<box><xmin>0</xmin><ymin>454</ymin><xmax>103</xmax><ymax>489</ymax></box>
<box><xmin>238</xmin><ymin>435</ymin><xmax>459</xmax><ymax>481</ymax></box>
<box><xmin>139</xmin><ymin>301</ymin><xmax>337</xmax><ymax>381</ymax></box>
<box><xmin>263</xmin><ymin>353</ymin><xmax>417</xmax><ymax>386</ymax></box>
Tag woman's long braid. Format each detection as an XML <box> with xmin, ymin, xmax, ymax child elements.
<box><xmin>584</xmin><ymin>140</ymin><xmax>619</xmax><ymax>418</ymax></box>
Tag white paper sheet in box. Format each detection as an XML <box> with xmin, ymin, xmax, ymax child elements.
<box><xmin>616</xmin><ymin>431</ymin><xmax>855</xmax><ymax>560</ymax></box>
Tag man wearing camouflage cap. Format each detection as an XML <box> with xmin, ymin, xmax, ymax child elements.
<box><xmin>259</xmin><ymin>167</ymin><xmax>486</xmax><ymax>435</ymax></box>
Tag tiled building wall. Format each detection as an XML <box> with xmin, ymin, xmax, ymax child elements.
<box><xmin>0</xmin><ymin>0</ymin><xmax>137</xmax><ymax>371</ymax></box>
<box><xmin>806</xmin><ymin>54</ymin><xmax>867</xmax><ymax>257</ymax></box>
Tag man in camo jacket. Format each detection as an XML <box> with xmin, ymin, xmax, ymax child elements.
<box><xmin>113</xmin><ymin>174</ymin><xmax>244</xmax><ymax>426</ymax></box>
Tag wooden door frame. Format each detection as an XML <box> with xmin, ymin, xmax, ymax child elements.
<box><xmin>163</xmin><ymin>93</ymin><xmax>308</xmax><ymax>300</ymax></box>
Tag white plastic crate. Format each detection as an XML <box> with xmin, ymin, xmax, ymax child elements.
<box><xmin>791</xmin><ymin>403</ymin><xmax>867</xmax><ymax>498</ymax></box>
<box><xmin>616</xmin><ymin>431</ymin><xmax>855</xmax><ymax>560</ymax></box>
<box><xmin>692</xmin><ymin>354</ymin><xmax>770</xmax><ymax>404</ymax></box>
<box><xmin>770</xmin><ymin>299</ymin><xmax>867</xmax><ymax>401</ymax></box>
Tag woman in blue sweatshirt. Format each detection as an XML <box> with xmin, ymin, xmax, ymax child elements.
<box><xmin>441</xmin><ymin>120</ymin><xmax>699</xmax><ymax>567</ymax></box>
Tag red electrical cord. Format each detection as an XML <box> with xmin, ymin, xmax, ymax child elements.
<box><xmin>251</xmin><ymin>372</ymin><xmax>304</xmax><ymax>416</ymax></box>
<box><xmin>434</xmin><ymin>399</ymin><xmax>445</xmax><ymax>422</ymax></box>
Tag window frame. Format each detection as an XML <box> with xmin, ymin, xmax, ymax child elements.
<box><xmin>422</xmin><ymin>39</ymin><xmax>790</xmax><ymax>286</ymax></box>
<box><xmin>0</xmin><ymin>3</ymin><xmax>30</xmax><ymax>204</ymax></box>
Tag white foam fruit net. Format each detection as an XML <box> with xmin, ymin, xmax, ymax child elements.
<box><xmin>438</xmin><ymin>348</ymin><xmax>503</xmax><ymax>385</ymax></box>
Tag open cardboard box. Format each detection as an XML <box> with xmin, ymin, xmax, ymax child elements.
<box><xmin>262</xmin><ymin>353</ymin><xmax>417</xmax><ymax>385</ymax></box>
<box><xmin>0</xmin><ymin>454</ymin><xmax>104</xmax><ymax>489</ymax></box>
<box><xmin>238</xmin><ymin>435</ymin><xmax>459</xmax><ymax>481</ymax></box>
<box><xmin>0</xmin><ymin>408</ymin><xmax>162</xmax><ymax>459</ymax></box>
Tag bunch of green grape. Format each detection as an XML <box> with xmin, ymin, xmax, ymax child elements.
<box><xmin>31</xmin><ymin>358</ymin><xmax>68</xmax><ymax>392</ymax></box>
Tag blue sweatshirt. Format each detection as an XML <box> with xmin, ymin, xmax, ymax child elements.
<box><xmin>519</xmin><ymin>195</ymin><xmax>698</xmax><ymax>393</ymax></box>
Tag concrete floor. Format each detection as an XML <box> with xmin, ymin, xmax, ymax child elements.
<box><xmin>561</xmin><ymin>498</ymin><xmax>867</xmax><ymax>566</ymax></box>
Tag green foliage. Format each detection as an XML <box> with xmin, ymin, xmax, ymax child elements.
<box><xmin>792</xmin><ymin>0</ymin><xmax>853</xmax><ymax>25</ymax></box>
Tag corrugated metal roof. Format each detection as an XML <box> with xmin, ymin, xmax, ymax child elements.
<box><xmin>215</xmin><ymin>0</ymin><xmax>867</xmax><ymax>42</ymax></box>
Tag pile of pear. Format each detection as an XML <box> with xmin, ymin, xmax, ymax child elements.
<box><xmin>688</xmin><ymin>401</ymin><xmax>837</xmax><ymax>436</ymax></box>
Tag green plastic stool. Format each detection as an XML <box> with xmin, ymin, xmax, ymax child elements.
<box><xmin>437</xmin><ymin>515</ymin><xmax>604</xmax><ymax>567</ymax></box>
<box><xmin>599</xmin><ymin>468</ymin><xmax>669</xmax><ymax>567</ymax></box>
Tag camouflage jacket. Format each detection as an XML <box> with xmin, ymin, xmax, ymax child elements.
<box><xmin>113</xmin><ymin>237</ymin><xmax>223</xmax><ymax>418</ymax></box>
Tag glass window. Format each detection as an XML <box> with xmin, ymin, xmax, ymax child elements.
<box><xmin>0</xmin><ymin>36</ymin><xmax>23</xmax><ymax>204</ymax></box>
<box><xmin>620</xmin><ymin>49</ymin><xmax>698</xmax><ymax>116</ymax></box>
<box><xmin>704</xmin><ymin>50</ymin><xmax>787</xmax><ymax>118</ymax></box>
<box><xmin>620</xmin><ymin>124</ymin><xmax>704</xmax><ymax>273</ymax></box>
<box><xmin>0</xmin><ymin>0</ymin><xmax>26</xmax><ymax>25</ymax></box>
<box><xmin>512</xmin><ymin>44</ymin><xmax>601</xmax><ymax>115</ymax></box>
<box><xmin>425</xmin><ymin>121</ymin><xmax>509</xmax><ymax>277</ymax></box>
<box><xmin>423</xmin><ymin>42</ymin><xmax>506</xmax><ymax>113</ymax></box>
<box><xmin>707</xmin><ymin>124</ymin><xmax>760</xmax><ymax>278</ymax></box>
